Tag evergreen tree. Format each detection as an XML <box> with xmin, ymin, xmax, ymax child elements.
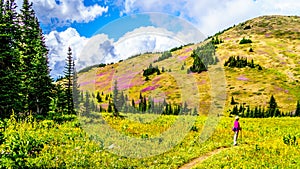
<box><xmin>83</xmin><ymin>92</ymin><xmax>91</xmax><ymax>116</ymax></box>
<box><xmin>19</xmin><ymin>0</ymin><xmax>53</xmax><ymax>115</ymax></box>
<box><xmin>112</xmin><ymin>80</ymin><xmax>119</xmax><ymax>117</ymax></box>
<box><xmin>96</xmin><ymin>92</ymin><xmax>102</xmax><ymax>103</ymax></box>
<box><xmin>268</xmin><ymin>95</ymin><xmax>277</xmax><ymax>117</ymax></box>
<box><xmin>72</xmin><ymin>60</ymin><xmax>80</xmax><ymax>111</ymax></box>
<box><xmin>295</xmin><ymin>101</ymin><xmax>300</xmax><ymax>117</ymax></box>
<box><xmin>230</xmin><ymin>96</ymin><xmax>236</xmax><ymax>105</ymax></box>
<box><xmin>0</xmin><ymin>0</ymin><xmax>22</xmax><ymax>116</ymax></box>
<box><xmin>107</xmin><ymin>101</ymin><xmax>112</xmax><ymax>113</ymax></box>
<box><xmin>63</xmin><ymin>47</ymin><xmax>74</xmax><ymax>114</ymax></box>
<box><xmin>181</xmin><ymin>65</ymin><xmax>184</xmax><ymax>70</ymax></box>
<box><xmin>132</xmin><ymin>99</ymin><xmax>135</xmax><ymax>108</ymax></box>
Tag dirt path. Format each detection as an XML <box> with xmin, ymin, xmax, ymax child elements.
<box><xmin>179</xmin><ymin>146</ymin><xmax>229</xmax><ymax>169</ymax></box>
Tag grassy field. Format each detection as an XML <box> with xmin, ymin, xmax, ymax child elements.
<box><xmin>1</xmin><ymin>113</ymin><xmax>300</xmax><ymax>168</ymax></box>
<box><xmin>59</xmin><ymin>15</ymin><xmax>300</xmax><ymax>168</ymax></box>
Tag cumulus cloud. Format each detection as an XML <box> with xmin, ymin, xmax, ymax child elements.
<box><xmin>45</xmin><ymin>28</ymin><xmax>88</xmax><ymax>78</ymax></box>
<box><xmin>45</xmin><ymin>26</ymin><xmax>197</xmax><ymax>78</ymax></box>
<box><xmin>78</xmin><ymin>34</ymin><xmax>117</xmax><ymax>69</ymax></box>
<box><xmin>120</xmin><ymin>0</ymin><xmax>300</xmax><ymax>36</ymax></box>
<box><xmin>17</xmin><ymin>0</ymin><xmax>108</xmax><ymax>27</ymax></box>
<box><xmin>115</xmin><ymin>26</ymin><xmax>184</xmax><ymax>59</ymax></box>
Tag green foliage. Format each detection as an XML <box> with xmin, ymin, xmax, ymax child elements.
<box><xmin>99</xmin><ymin>63</ymin><xmax>106</xmax><ymax>67</ymax></box>
<box><xmin>78</xmin><ymin>64</ymin><xmax>100</xmax><ymax>74</ymax></box>
<box><xmin>230</xmin><ymin>95</ymin><xmax>296</xmax><ymax>118</ymax></box>
<box><xmin>96</xmin><ymin>92</ymin><xmax>102</xmax><ymax>103</ymax></box>
<box><xmin>211</xmin><ymin>36</ymin><xmax>223</xmax><ymax>45</ymax></box>
<box><xmin>189</xmin><ymin>43</ymin><xmax>217</xmax><ymax>73</ymax></box>
<box><xmin>244</xmin><ymin>25</ymin><xmax>252</xmax><ymax>30</ymax></box>
<box><xmin>224</xmin><ymin>56</ymin><xmax>262</xmax><ymax>70</ymax></box>
<box><xmin>2</xmin><ymin>113</ymin><xmax>300</xmax><ymax>168</ymax></box>
<box><xmin>0</xmin><ymin>0</ymin><xmax>53</xmax><ymax>117</ymax></box>
<box><xmin>283</xmin><ymin>134</ymin><xmax>298</xmax><ymax>146</ymax></box>
<box><xmin>230</xmin><ymin>96</ymin><xmax>237</xmax><ymax>105</ymax></box>
<box><xmin>64</xmin><ymin>47</ymin><xmax>75</xmax><ymax>114</ymax></box>
<box><xmin>112</xmin><ymin>81</ymin><xmax>120</xmax><ymax>117</ymax></box>
<box><xmin>169</xmin><ymin>46</ymin><xmax>183</xmax><ymax>52</ymax></box>
<box><xmin>154</xmin><ymin>51</ymin><xmax>172</xmax><ymax>62</ymax></box>
<box><xmin>239</xmin><ymin>37</ymin><xmax>253</xmax><ymax>44</ymax></box>
<box><xmin>143</xmin><ymin>64</ymin><xmax>161</xmax><ymax>77</ymax></box>
<box><xmin>169</xmin><ymin>43</ymin><xmax>193</xmax><ymax>52</ymax></box>
<box><xmin>73</xmin><ymin>65</ymin><xmax>80</xmax><ymax>111</ymax></box>
<box><xmin>295</xmin><ymin>101</ymin><xmax>300</xmax><ymax>117</ymax></box>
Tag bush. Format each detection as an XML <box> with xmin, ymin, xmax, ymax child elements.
<box><xmin>239</xmin><ymin>37</ymin><xmax>252</xmax><ymax>44</ymax></box>
<box><xmin>154</xmin><ymin>51</ymin><xmax>172</xmax><ymax>62</ymax></box>
<box><xmin>244</xmin><ymin>25</ymin><xmax>251</xmax><ymax>30</ymax></box>
<box><xmin>1</xmin><ymin>131</ymin><xmax>44</xmax><ymax>168</ymax></box>
<box><xmin>283</xmin><ymin>134</ymin><xmax>298</xmax><ymax>146</ymax></box>
<box><xmin>53</xmin><ymin>114</ymin><xmax>77</xmax><ymax>124</ymax></box>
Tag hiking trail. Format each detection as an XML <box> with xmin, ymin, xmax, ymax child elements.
<box><xmin>179</xmin><ymin>146</ymin><xmax>230</xmax><ymax>169</ymax></box>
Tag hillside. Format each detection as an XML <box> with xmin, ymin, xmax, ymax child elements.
<box><xmin>78</xmin><ymin>15</ymin><xmax>300</xmax><ymax>115</ymax></box>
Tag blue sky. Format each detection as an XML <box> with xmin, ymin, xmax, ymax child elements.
<box><xmin>22</xmin><ymin>0</ymin><xmax>299</xmax><ymax>78</ymax></box>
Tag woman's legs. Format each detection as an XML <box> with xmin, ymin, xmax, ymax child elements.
<box><xmin>233</xmin><ymin>131</ymin><xmax>239</xmax><ymax>145</ymax></box>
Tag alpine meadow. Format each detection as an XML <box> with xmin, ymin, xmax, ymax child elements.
<box><xmin>0</xmin><ymin>0</ymin><xmax>300</xmax><ymax>168</ymax></box>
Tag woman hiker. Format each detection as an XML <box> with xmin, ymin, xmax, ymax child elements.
<box><xmin>232</xmin><ymin>116</ymin><xmax>242</xmax><ymax>146</ymax></box>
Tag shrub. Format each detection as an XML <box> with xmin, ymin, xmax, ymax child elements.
<box><xmin>283</xmin><ymin>134</ymin><xmax>298</xmax><ymax>146</ymax></box>
<box><xmin>239</xmin><ymin>37</ymin><xmax>252</xmax><ymax>44</ymax></box>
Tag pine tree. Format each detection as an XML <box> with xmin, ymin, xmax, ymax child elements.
<box><xmin>268</xmin><ymin>95</ymin><xmax>277</xmax><ymax>117</ymax></box>
<box><xmin>63</xmin><ymin>47</ymin><xmax>74</xmax><ymax>114</ymax></box>
<box><xmin>96</xmin><ymin>92</ymin><xmax>102</xmax><ymax>103</ymax></box>
<box><xmin>112</xmin><ymin>80</ymin><xmax>119</xmax><ymax>116</ymax></box>
<box><xmin>107</xmin><ymin>101</ymin><xmax>112</xmax><ymax>113</ymax></box>
<box><xmin>0</xmin><ymin>0</ymin><xmax>23</xmax><ymax>116</ymax></box>
<box><xmin>83</xmin><ymin>91</ymin><xmax>90</xmax><ymax>116</ymax></box>
<box><xmin>72</xmin><ymin>60</ymin><xmax>80</xmax><ymax>111</ymax></box>
<box><xmin>132</xmin><ymin>99</ymin><xmax>135</xmax><ymax>108</ymax></box>
<box><xmin>231</xmin><ymin>96</ymin><xmax>236</xmax><ymax>105</ymax></box>
<box><xmin>295</xmin><ymin>101</ymin><xmax>300</xmax><ymax>117</ymax></box>
<box><xmin>19</xmin><ymin>0</ymin><xmax>53</xmax><ymax>115</ymax></box>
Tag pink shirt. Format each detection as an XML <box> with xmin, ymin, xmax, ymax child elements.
<box><xmin>234</xmin><ymin>120</ymin><xmax>240</xmax><ymax>129</ymax></box>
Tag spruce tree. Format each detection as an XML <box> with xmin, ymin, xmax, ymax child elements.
<box><xmin>268</xmin><ymin>95</ymin><xmax>277</xmax><ymax>117</ymax></box>
<box><xmin>231</xmin><ymin>96</ymin><xmax>236</xmax><ymax>105</ymax></box>
<box><xmin>0</xmin><ymin>0</ymin><xmax>22</xmax><ymax>116</ymax></box>
<box><xmin>132</xmin><ymin>99</ymin><xmax>135</xmax><ymax>108</ymax></box>
<box><xmin>112</xmin><ymin>80</ymin><xmax>119</xmax><ymax>116</ymax></box>
<box><xmin>72</xmin><ymin>60</ymin><xmax>80</xmax><ymax>111</ymax></box>
<box><xmin>19</xmin><ymin>0</ymin><xmax>53</xmax><ymax>115</ymax></box>
<box><xmin>63</xmin><ymin>47</ymin><xmax>74</xmax><ymax>114</ymax></box>
<box><xmin>96</xmin><ymin>92</ymin><xmax>102</xmax><ymax>103</ymax></box>
<box><xmin>83</xmin><ymin>91</ymin><xmax>91</xmax><ymax>116</ymax></box>
<box><xmin>295</xmin><ymin>101</ymin><xmax>300</xmax><ymax>117</ymax></box>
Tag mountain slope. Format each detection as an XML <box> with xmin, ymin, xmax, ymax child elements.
<box><xmin>78</xmin><ymin>15</ymin><xmax>300</xmax><ymax>114</ymax></box>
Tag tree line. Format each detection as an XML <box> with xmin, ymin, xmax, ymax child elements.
<box><xmin>0</xmin><ymin>0</ymin><xmax>53</xmax><ymax>118</ymax></box>
<box><xmin>230</xmin><ymin>95</ymin><xmax>300</xmax><ymax>118</ymax></box>
<box><xmin>224</xmin><ymin>56</ymin><xmax>263</xmax><ymax>70</ymax></box>
<box><xmin>0</xmin><ymin>0</ymin><xmax>80</xmax><ymax>120</ymax></box>
<box><xmin>80</xmin><ymin>81</ymin><xmax>198</xmax><ymax>117</ymax></box>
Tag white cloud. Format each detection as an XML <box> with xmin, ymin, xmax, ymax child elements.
<box><xmin>120</xmin><ymin>0</ymin><xmax>300</xmax><ymax>36</ymax></box>
<box><xmin>45</xmin><ymin>28</ymin><xmax>88</xmax><ymax>78</ymax></box>
<box><xmin>78</xmin><ymin>34</ymin><xmax>117</xmax><ymax>69</ymax></box>
<box><xmin>17</xmin><ymin>0</ymin><xmax>108</xmax><ymax>26</ymax></box>
<box><xmin>114</xmin><ymin>26</ymin><xmax>183</xmax><ymax>59</ymax></box>
<box><xmin>45</xmin><ymin>26</ymin><xmax>195</xmax><ymax>78</ymax></box>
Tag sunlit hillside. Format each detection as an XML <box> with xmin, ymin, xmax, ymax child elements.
<box><xmin>78</xmin><ymin>15</ymin><xmax>300</xmax><ymax>115</ymax></box>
